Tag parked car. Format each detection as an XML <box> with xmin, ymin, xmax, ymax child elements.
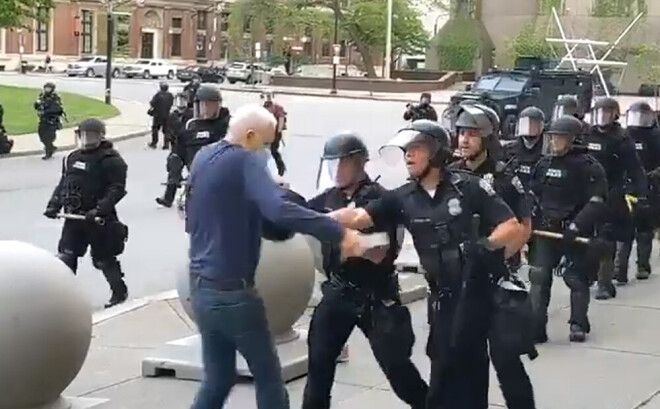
<box><xmin>226</xmin><ymin>62</ymin><xmax>264</xmax><ymax>84</ymax></box>
<box><xmin>123</xmin><ymin>59</ymin><xmax>177</xmax><ymax>79</ymax></box>
<box><xmin>176</xmin><ymin>65</ymin><xmax>203</xmax><ymax>82</ymax></box>
<box><xmin>66</xmin><ymin>56</ymin><xmax>121</xmax><ymax>78</ymax></box>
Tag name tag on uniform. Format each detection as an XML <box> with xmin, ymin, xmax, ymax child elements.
<box><xmin>518</xmin><ymin>165</ymin><xmax>531</xmax><ymax>174</ymax></box>
<box><xmin>636</xmin><ymin>143</ymin><xmax>644</xmax><ymax>151</ymax></box>
<box><xmin>587</xmin><ymin>143</ymin><xmax>601</xmax><ymax>151</ymax></box>
<box><xmin>196</xmin><ymin>131</ymin><xmax>210</xmax><ymax>139</ymax></box>
<box><xmin>73</xmin><ymin>161</ymin><xmax>86</xmax><ymax>170</ymax></box>
<box><xmin>546</xmin><ymin>168</ymin><xmax>563</xmax><ymax>178</ymax></box>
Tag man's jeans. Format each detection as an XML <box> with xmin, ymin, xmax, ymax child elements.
<box><xmin>190</xmin><ymin>277</ymin><xmax>289</xmax><ymax>409</ymax></box>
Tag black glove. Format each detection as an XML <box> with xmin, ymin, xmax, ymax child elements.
<box><xmin>648</xmin><ymin>167</ymin><xmax>660</xmax><ymax>180</ymax></box>
<box><xmin>561</xmin><ymin>224</ymin><xmax>579</xmax><ymax>249</ymax></box>
<box><xmin>43</xmin><ymin>207</ymin><xmax>59</xmax><ymax>219</ymax></box>
<box><xmin>85</xmin><ymin>208</ymin><xmax>100</xmax><ymax>222</ymax></box>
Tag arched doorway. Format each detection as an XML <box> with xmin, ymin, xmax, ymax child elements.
<box><xmin>140</xmin><ymin>10</ymin><xmax>162</xmax><ymax>59</ymax></box>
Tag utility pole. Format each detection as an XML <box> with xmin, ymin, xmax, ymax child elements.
<box><xmin>384</xmin><ymin>0</ymin><xmax>393</xmax><ymax>79</ymax></box>
<box><xmin>105</xmin><ymin>0</ymin><xmax>114</xmax><ymax>105</ymax></box>
<box><xmin>331</xmin><ymin>12</ymin><xmax>339</xmax><ymax>94</ymax></box>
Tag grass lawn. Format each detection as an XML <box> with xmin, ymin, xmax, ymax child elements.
<box><xmin>0</xmin><ymin>85</ymin><xmax>119</xmax><ymax>135</ymax></box>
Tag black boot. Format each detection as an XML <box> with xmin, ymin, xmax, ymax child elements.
<box><xmin>105</xmin><ymin>280</ymin><xmax>128</xmax><ymax>309</ymax></box>
<box><xmin>99</xmin><ymin>259</ymin><xmax>129</xmax><ymax>309</ymax></box>
<box><xmin>156</xmin><ymin>184</ymin><xmax>177</xmax><ymax>208</ymax></box>
<box><xmin>569</xmin><ymin>324</ymin><xmax>586</xmax><ymax>343</ymax></box>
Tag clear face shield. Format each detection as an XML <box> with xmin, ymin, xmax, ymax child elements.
<box><xmin>515</xmin><ymin>117</ymin><xmax>544</xmax><ymax>148</ymax></box>
<box><xmin>315</xmin><ymin>154</ymin><xmax>364</xmax><ymax>191</ymax></box>
<box><xmin>626</xmin><ymin>110</ymin><xmax>656</xmax><ymax>128</ymax></box>
<box><xmin>591</xmin><ymin>107</ymin><xmax>616</xmax><ymax>127</ymax></box>
<box><xmin>194</xmin><ymin>100</ymin><xmax>221</xmax><ymax>120</ymax></box>
<box><xmin>378</xmin><ymin>130</ymin><xmax>433</xmax><ymax>167</ymax></box>
<box><xmin>75</xmin><ymin>130</ymin><xmax>102</xmax><ymax>151</ymax></box>
<box><xmin>175</xmin><ymin>93</ymin><xmax>188</xmax><ymax>110</ymax></box>
<box><xmin>542</xmin><ymin>133</ymin><xmax>573</xmax><ymax>157</ymax></box>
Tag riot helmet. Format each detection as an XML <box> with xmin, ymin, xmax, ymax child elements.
<box><xmin>420</xmin><ymin>92</ymin><xmax>431</xmax><ymax>105</ymax></box>
<box><xmin>159</xmin><ymin>81</ymin><xmax>169</xmax><ymax>92</ymax></box>
<box><xmin>75</xmin><ymin>118</ymin><xmax>105</xmax><ymax>151</ymax></box>
<box><xmin>316</xmin><ymin>132</ymin><xmax>369</xmax><ymax>190</ymax></box>
<box><xmin>174</xmin><ymin>92</ymin><xmax>188</xmax><ymax>111</ymax></box>
<box><xmin>455</xmin><ymin>103</ymin><xmax>501</xmax><ymax>160</ymax></box>
<box><xmin>516</xmin><ymin>106</ymin><xmax>545</xmax><ymax>149</ymax></box>
<box><xmin>543</xmin><ymin>115</ymin><xmax>582</xmax><ymax>157</ymax></box>
<box><xmin>552</xmin><ymin>95</ymin><xmax>579</xmax><ymax>121</ymax></box>
<box><xmin>193</xmin><ymin>84</ymin><xmax>222</xmax><ymax>120</ymax></box>
<box><xmin>591</xmin><ymin>97</ymin><xmax>620</xmax><ymax>128</ymax></box>
<box><xmin>43</xmin><ymin>82</ymin><xmax>55</xmax><ymax>94</ymax></box>
<box><xmin>379</xmin><ymin>119</ymin><xmax>452</xmax><ymax>178</ymax></box>
<box><xmin>626</xmin><ymin>101</ymin><xmax>657</xmax><ymax>129</ymax></box>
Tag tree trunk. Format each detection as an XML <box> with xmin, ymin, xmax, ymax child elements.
<box><xmin>332</xmin><ymin>0</ymin><xmax>378</xmax><ymax>77</ymax></box>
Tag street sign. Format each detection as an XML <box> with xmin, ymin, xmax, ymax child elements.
<box><xmin>332</xmin><ymin>56</ymin><xmax>340</xmax><ymax>65</ymax></box>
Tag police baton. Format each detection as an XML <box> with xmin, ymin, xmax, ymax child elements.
<box><xmin>532</xmin><ymin>230</ymin><xmax>589</xmax><ymax>244</ymax></box>
<box><xmin>58</xmin><ymin>213</ymin><xmax>106</xmax><ymax>226</ymax></box>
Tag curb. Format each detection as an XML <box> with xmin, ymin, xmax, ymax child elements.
<box><xmin>92</xmin><ymin>289</ymin><xmax>178</xmax><ymax>326</ymax></box>
<box><xmin>0</xmin><ymin>129</ymin><xmax>150</xmax><ymax>159</ymax></box>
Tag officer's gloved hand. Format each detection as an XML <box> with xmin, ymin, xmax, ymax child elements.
<box><xmin>561</xmin><ymin>224</ymin><xmax>579</xmax><ymax>249</ymax></box>
<box><xmin>648</xmin><ymin>167</ymin><xmax>660</xmax><ymax>180</ymax></box>
<box><xmin>43</xmin><ymin>207</ymin><xmax>59</xmax><ymax>219</ymax></box>
<box><xmin>85</xmin><ymin>208</ymin><xmax>100</xmax><ymax>222</ymax></box>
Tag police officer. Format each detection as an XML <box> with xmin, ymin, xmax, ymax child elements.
<box><xmin>301</xmin><ymin>132</ymin><xmax>428</xmax><ymax>409</ymax></box>
<box><xmin>584</xmin><ymin>97</ymin><xmax>648</xmax><ymax>300</ymax></box>
<box><xmin>181</xmin><ymin>84</ymin><xmax>230</xmax><ymax>168</ymax></box>
<box><xmin>34</xmin><ymin>82</ymin><xmax>65</xmax><ymax>160</ymax></box>
<box><xmin>148</xmin><ymin>82</ymin><xmax>174</xmax><ymax>149</ymax></box>
<box><xmin>403</xmin><ymin>92</ymin><xmax>438</xmax><ymax>121</ymax></box>
<box><xmin>43</xmin><ymin>118</ymin><xmax>129</xmax><ymax>309</ymax></box>
<box><xmin>529</xmin><ymin>115</ymin><xmax>608</xmax><ymax>343</ymax></box>
<box><xmin>613</xmin><ymin>101</ymin><xmax>660</xmax><ymax>283</ymax></box>
<box><xmin>329</xmin><ymin>119</ymin><xmax>521</xmax><ymax>408</ymax></box>
<box><xmin>505</xmin><ymin>106</ymin><xmax>545</xmax><ymax>189</ymax></box>
<box><xmin>0</xmin><ymin>103</ymin><xmax>14</xmax><ymax>154</ymax></box>
<box><xmin>156</xmin><ymin>92</ymin><xmax>195</xmax><ymax>208</ymax></box>
<box><xmin>450</xmin><ymin>103</ymin><xmax>536</xmax><ymax>409</ymax></box>
<box><xmin>552</xmin><ymin>95</ymin><xmax>590</xmax><ymax>139</ymax></box>
<box><xmin>261</xmin><ymin>90</ymin><xmax>287</xmax><ymax>176</ymax></box>
<box><xmin>183</xmin><ymin>77</ymin><xmax>201</xmax><ymax>106</ymax></box>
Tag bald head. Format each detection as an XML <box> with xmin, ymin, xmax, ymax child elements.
<box><xmin>226</xmin><ymin>104</ymin><xmax>277</xmax><ymax>151</ymax></box>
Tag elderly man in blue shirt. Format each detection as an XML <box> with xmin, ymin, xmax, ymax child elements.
<box><xmin>185</xmin><ymin>104</ymin><xmax>365</xmax><ymax>409</ymax></box>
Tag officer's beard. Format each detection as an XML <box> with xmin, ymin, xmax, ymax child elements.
<box><xmin>522</xmin><ymin>134</ymin><xmax>540</xmax><ymax>149</ymax></box>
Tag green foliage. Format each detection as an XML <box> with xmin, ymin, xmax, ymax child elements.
<box><xmin>634</xmin><ymin>44</ymin><xmax>660</xmax><ymax>85</ymax></box>
<box><xmin>435</xmin><ymin>18</ymin><xmax>479</xmax><ymax>71</ymax></box>
<box><xmin>509</xmin><ymin>23</ymin><xmax>553</xmax><ymax>61</ymax></box>
<box><xmin>591</xmin><ymin>0</ymin><xmax>646</xmax><ymax>18</ymax></box>
<box><xmin>538</xmin><ymin>0</ymin><xmax>563</xmax><ymax>15</ymax></box>
<box><xmin>0</xmin><ymin>0</ymin><xmax>52</xmax><ymax>28</ymax></box>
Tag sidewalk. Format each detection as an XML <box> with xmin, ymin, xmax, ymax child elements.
<box><xmin>2</xmin><ymin>98</ymin><xmax>150</xmax><ymax>158</ymax></box>
<box><xmin>60</xmin><ymin>240</ymin><xmax>660</xmax><ymax>409</ymax></box>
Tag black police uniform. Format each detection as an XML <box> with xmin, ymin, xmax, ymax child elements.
<box><xmin>403</xmin><ymin>97</ymin><xmax>438</xmax><ymax>122</ymax></box>
<box><xmin>530</xmin><ymin>120</ymin><xmax>608</xmax><ymax>342</ymax></box>
<box><xmin>34</xmin><ymin>84</ymin><xmax>64</xmax><ymax>159</ymax></box>
<box><xmin>0</xmin><ymin>103</ymin><xmax>14</xmax><ymax>154</ymax></box>
<box><xmin>183</xmin><ymin>81</ymin><xmax>201</xmax><ymax>106</ymax></box>
<box><xmin>302</xmin><ymin>178</ymin><xmax>428</xmax><ymax>409</ymax></box>
<box><xmin>450</xmin><ymin>156</ymin><xmax>536</xmax><ymax>409</ymax></box>
<box><xmin>149</xmin><ymin>84</ymin><xmax>174</xmax><ymax>148</ymax></box>
<box><xmin>614</xmin><ymin>116</ymin><xmax>660</xmax><ymax>281</ymax></box>
<box><xmin>156</xmin><ymin>106</ymin><xmax>195</xmax><ymax>208</ymax></box>
<box><xmin>45</xmin><ymin>122</ymin><xmax>129</xmax><ymax>308</ymax></box>
<box><xmin>505</xmin><ymin>138</ymin><xmax>542</xmax><ymax>189</ymax></box>
<box><xmin>584</xmin><ymin>107</ymin><xmax>647</xmax><ymax>299</ymax></box>
<box><xmin>180</xmin><ymin>108</ymin><xmax>230</xmax><ymax>168</ymax></box>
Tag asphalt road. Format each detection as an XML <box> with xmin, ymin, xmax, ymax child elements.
<box><xmin>0</xmin><ymin>74</ymin><xmax>422</xmax><ymax>310</ymax></box>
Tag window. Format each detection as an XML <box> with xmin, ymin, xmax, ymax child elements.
<box><xmin>171</xmin><ymin>17</ymin><xmax>182</xmax><ymax>29</ymax></box>
<box><xmin>81</xmin><ymin>10</ymin><xmax>94</xmax><ymax>54</ymax></box>
<box><xmin>220</xmin><ymin>12</ymin><xmax>229</xmax><ymax>31</ymax></box>
<box><xmin>171</xmin><ymin>33</ymin><xmax>182</xmax><ymax>56</ymax></box>
<box><xmin>197</xmin><ymin>11</ymin><xmax>207</xmax><ymax>30</ymax></box>
<box><xmin>196</xmin><ymin>34</ymin><xmax>206</xmax><ymax>59</ymax></box>
<box><xmin>36</xmin><ymin>8</ymin><xmax>49</xmax><ymax>52</ymax></box>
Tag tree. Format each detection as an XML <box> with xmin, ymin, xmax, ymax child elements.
<box><xmin>0</xmin><ymin>0</ymin><xmax>52</xmax><ymax>28</ymax></box>
<box><xmin>508</xmin><ymin>23</ymin><xmax>553</xmax><ymax>63</ymax></box>
<box><xmin>635</xmin><ymin>44</ymin><xmax>660</xmax><ymax>104</ymax></box>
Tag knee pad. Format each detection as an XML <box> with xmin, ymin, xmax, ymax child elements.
<box><xmin>92</xmin><ymin>257</ymin><xmax>122</xmax><ymax>275</ymax></box>
<box><xmin>637</xmin><ymin>231</ymin><xmax>654</xmax><ymax>243</ymax></box>
<box><xmin>563</xmin><ymin>273</ymin><xmax>587</xmax><ymax>291</ymax></box>
<box><xmin>529</xmin><ymin>266</ymin><xmax>551</xmax><ymax>287</ymax></box>
<box><xmin>57</xmin><ymin>253</ymin><xmax>78</xmax><ymax>273</ymax></box>
<box><xmin>166</xmin><ymin>153</ymin><xmax>183</xmax><ymax>173</ymax></box>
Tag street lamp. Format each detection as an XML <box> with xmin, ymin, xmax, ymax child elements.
<box><xmin>331</xmin><ymin>12</ymin><xmax>339</xmax><ymax>94</ymax></box>
<box><xmin>384</xmin><ymin>0</ymin><xmax>393</xmax><ymax>79</ymax></box>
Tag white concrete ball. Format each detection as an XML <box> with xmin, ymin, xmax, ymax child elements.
<box><xmin>0</xmin><ymin>241</ymin><xmax>92</xmax><ymax>409</ymax></box>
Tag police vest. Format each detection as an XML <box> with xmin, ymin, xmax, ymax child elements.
<box><xmin>629</xmin><ymin>128</ymin><xmax>660</xmax><ymax>172</ymax></box>
<box><xmin>183</xmin><ymin>114</ymin><xmax>229</xmax><ymax>164</ymax></box>
<box><xmin>60</xmin><ymin>149</ymin><xmax>115</xmax><ymax>214</ymax></box>
<box><xmin>319</xmin><ymin>181</ymin><xmax>399</xmax><ymax>286</ymax></box>
<box><xmin>532</xmin><ymin>152</ymin><xmax>594</xmax><ymax>225</ymax></box>
<box><xmin>583</xmin><ymin>127</ymin><xmax>625</xmax><ymax>187</ymax></box>
<box><xmin>508</xmin><ymin>138</ymin><xmax>542</xmax><ymax>188</ymax></box>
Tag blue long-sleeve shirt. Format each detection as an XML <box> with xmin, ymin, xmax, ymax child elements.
<box><xmin>186</xmin><ymin>140</ymin><xmax>344</xmax><ymax>281</ymax></box>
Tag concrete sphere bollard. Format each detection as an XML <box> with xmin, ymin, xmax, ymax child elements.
<box><xmin>178</xmin><ymin>234</ymin><xmax>316</xmax><ymax>336</ymax></box>
<box><xmin>0</xmin><ymin>241</ymin><xmax>92</xmax><ymax>409</ymax></box>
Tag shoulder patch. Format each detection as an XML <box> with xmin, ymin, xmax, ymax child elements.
<box><xmin>479</xmin><ymin>178</ymin><xmax>496</xmax><ymax>196</ymax></box>
<box><xmin>511</xmin><ymin>175</ymin><xmax>525</xmax><ymax>194</ymax></box>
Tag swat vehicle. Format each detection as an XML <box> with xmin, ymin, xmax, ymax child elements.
<box><xmin>443</xmin><ymin>57</ymin><xmax>593</xmax><ymax>139</ymax></box>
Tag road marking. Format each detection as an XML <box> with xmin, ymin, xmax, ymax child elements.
<box><xmin>92</xmin><ymin>289</ymin><xmax>178</xmax><ymax>325</ymax></box>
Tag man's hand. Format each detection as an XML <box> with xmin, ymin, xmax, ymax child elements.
<box><xmin>328</xmin><ymin>208</ymin><xmax>359</xmax><ymax>225</ymax></box>
<box><xmin>340</xmin><ymin>229</ymin><xmax>366</xmax><ymax>259</ymax></box>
